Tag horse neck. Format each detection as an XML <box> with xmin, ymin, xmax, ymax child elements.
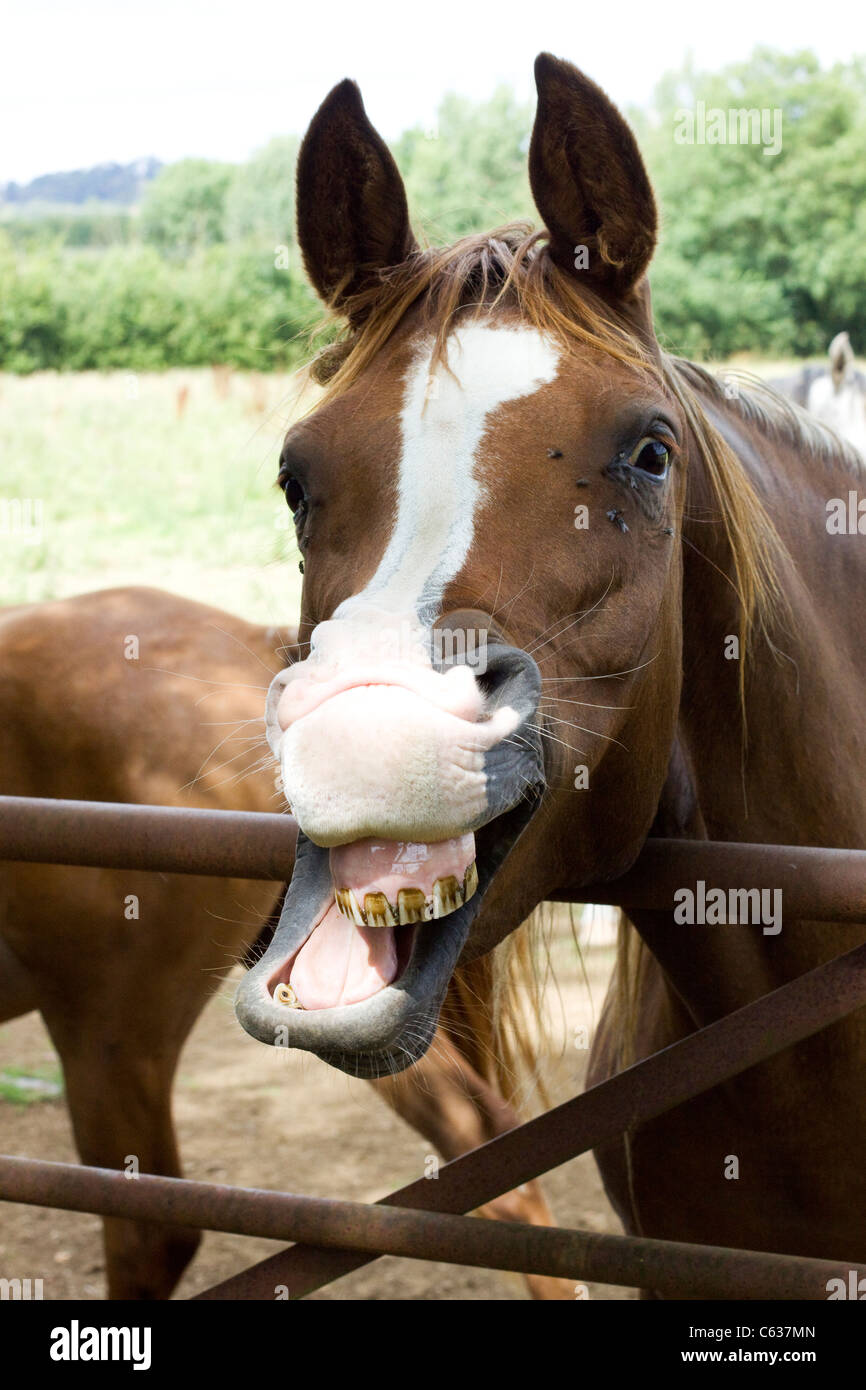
<box><xmin>642</xmin><ymin>386</ymin><xmax>866</xmax><ymax>1020</ymax></box>
<box><xmin>678</xmin><ymin>384</ymin><xmax>865</xmax><ymax>841</ymax></box>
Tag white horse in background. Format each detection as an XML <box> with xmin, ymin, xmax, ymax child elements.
<box><xmin>773</xmin><ymin>332</ymin><xmax>866</xmax><ymax>456</ymax></box>
<box><xmin>806</xmin><ymin>332</ymin><xmax>866</xmax><ymax>456</ymax></box>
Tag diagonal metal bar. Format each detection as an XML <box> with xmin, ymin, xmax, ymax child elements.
<box><xmin>196</xmin><ymin>938</ymin><xmax>866</xmax><ymax>1298</ymax></box>
<box><xmin>0</xmin><ymin>1154</ymin><xmax>859</xmax><ymax>1302</ymax></box>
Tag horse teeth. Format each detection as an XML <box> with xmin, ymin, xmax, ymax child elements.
<box><xmin>463</xmin><ymin>860</ymin><xmax>478</xmax><ymax>901</ymax></box>
<box><xmin>433</xmin><ymin>875</ymin><xmax>462</xmax><ymax>919</ymax></box>
<box><xmin>397</xmin><ymin>888</ymin><xmax>427</xmax><ymax>924</ymax></box>
<box><xmin>336</xmin><ymin>865</ymin><xmax>479</xmax><ymax>928</ymax></box>
<box><xmin>335</xmin><ymin>887</ymin><xmax>366</xmax><ymax>925</ymax></box>
<box><xmin>364</xmin><ymin>892</ymin><xmax>396</xmax><ymax>928</ymax></box>
<box><xmin>274</xmin><ymin>982</ymin><xmax>303</xmax><ymax>1009</ymax></box>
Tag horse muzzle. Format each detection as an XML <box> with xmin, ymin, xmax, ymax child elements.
<box><xmin>234</xmin><ymin>617</ymin><xmax>545</xmax><ymax>1076</ymax></box>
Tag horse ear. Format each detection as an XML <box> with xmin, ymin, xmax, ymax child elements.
<box><xmin>296</xmin><ymin>79</ymin><xmax>416</xmax><ymax>312</ymax></box>
<box><xmin>529</xmin><ymin>53</ymin><xmax>657</xmax><ymax>298</ymax></box>
<box><xmin>829</xmin><ymin>331</ymin><xmax>854</xmax><ymax>387</ymax></box>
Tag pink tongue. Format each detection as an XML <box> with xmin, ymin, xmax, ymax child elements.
<box><xmin>290</xmin><ymin>901</ymin><xmax>397</xmax><ymax>1010</ymax></box>
<box><xmin>290</xmin><ymin>835</ymin><xmax>476</xmax><ymax>1012</ymax></box>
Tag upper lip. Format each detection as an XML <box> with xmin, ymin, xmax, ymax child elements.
<box><xmin>267</xmin><ymin>665</ymin><xmax>482</xmax><ymax>752</ymax></box>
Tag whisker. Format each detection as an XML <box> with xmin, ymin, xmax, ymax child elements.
<box><xmin>205</xmin><ymin>622</ymin><xmax>284</xmax><ymax>678</ymax></box>
<box><xmin>541</xmin><ymin>713</ymin><xmax>628</xmax><ymax>751</ymax></box>
<box><xmin>526</xmin><ymin>577</ymin><xmax>615</xmax><ymax>659</ymax></box>
<box><xmin>539</xmin><ymin>697</ymin><xmax>633</xmax><ymax>711</ymax></box>
<box><xmin>141</xmin><ymin>663</ymin><xmax>270</xmax><ymax>693</ymax></box>
<box><xmin>539</xmin><ymin>655</ymin><xmax>658</xmax><ymax>682</ymax></box>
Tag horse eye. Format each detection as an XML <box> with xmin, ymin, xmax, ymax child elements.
<box><xmin>629</xmin><ymin>437</ymin><xmax>670</xmax><ymax>478</ymax></box>
<box><xmin>280</xmin><ymin>474</ymin><xmax>306</xmax><ymax>516</ymax></box>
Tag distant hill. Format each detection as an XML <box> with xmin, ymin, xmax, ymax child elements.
<box><xmin>1</xmin><ymin>158</ymin><xmax>162</xmax><ymax>207</ymax></box>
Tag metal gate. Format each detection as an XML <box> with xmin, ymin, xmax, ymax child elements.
<box><xmin>2</xmin><ymin>795</ymin><xmax>865</xmax><ymax>1300</ymax></box>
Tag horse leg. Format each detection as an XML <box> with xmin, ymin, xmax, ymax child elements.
<box><xmin>40</xmin><ymin>1006</ymin><xmax>200</xmax><ymax>1301</ymax></box>
<box><xmin>40</xmin><ymin>998</ymin><xmax>201</xmax><ymax>1301</ymax></box>
<box><xmin>0</xmin><ymin>935</ymin><xmax>39</xmax><ymax>1022</ymax></box>
<box><xmin>22</xmin><ymin>869</ymin><xmax>275</xmax><ymax>1301</ymax></box>
<box><xmin>371</xmin><ymin>1026</ymin><xmax>574</xmax><ymax>1299</ymax></box>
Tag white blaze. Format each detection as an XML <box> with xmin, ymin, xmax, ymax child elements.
<box><xmin>271</xmin><ymin>323</ymin><xmax>559</xmax><ymax>844</ymax></box>
<box><xmin>338</xmin><ymin>321</ymin><xmax>561</xmax><ymax>623</ymax></box>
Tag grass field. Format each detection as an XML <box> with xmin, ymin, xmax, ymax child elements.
<box><xmin>0</xmin><ymin>355</ymin><xmax>845</xmax><ymax>621</ymax></box>
<box><xmin>0</xmin><ymin>367</ymin><xmax>312</xmax><ymax>621</ymax></box>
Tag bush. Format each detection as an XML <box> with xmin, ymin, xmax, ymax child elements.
<box><xmin>0</xmin><ymin>234</ymin><xmax>319</xmax><ymax>371</ymax></box>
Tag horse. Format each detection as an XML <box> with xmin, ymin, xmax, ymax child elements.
<box><xmin>806</xmin><ymin>332</ymin><xmax>866</xmax><ymax>456</ymax></box>
<box><xmin>772</xmin><ymin>331</ymin><xmax>866</xmax><ymax>454</ymax></box>
<box><xmin>235</xmin><ymin>52</ymin><xmax>866</xmax><ymax>1279</ymax></box>
<box><xmin>0</xmin><ymin>586</ymin><xmax>569</xmax><ymax>1299</ymax></box>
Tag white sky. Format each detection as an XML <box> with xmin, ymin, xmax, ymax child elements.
<box><xmin>2</xmin><ymin>0</ymin><xmax>864</xmax><ymax>182</ymax></box>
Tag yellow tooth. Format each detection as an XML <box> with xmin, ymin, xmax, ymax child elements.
<box><xmin>397</xmin><ymin>887</ymin><xmax>427</xmax><ymax>925</ymax></box>
<box><xmin>340</xmin><ymin>866</ymin><xmax>479</xmax><ymax>929</ymax></box>
<box><xmin>347</xmin><ymin>889</ymin><xmax>366</xmax><ymax>926</ymax></box>
<box><xmin>335</xmin><ymin>887</ymin><xmax>366</xmax><ymax>925</ymax></box>
<box><xmin>364</xmin><ymin>892</ymin><xmax>396</xmax><ymax>928</ymax></box>
<box><xmin>274</xmin><ymin>982</ymin><xmax>302</xmax><ymax>1008</ymax></box>
<box><xmin>463</xmin><ymin>860</ymin><xmax>478</xmax><ymax>902</ymax></box>
<box><xmin>433</xmin><ymin>875</ymin><xmax>462</xmax><ymax>919</ymax></box>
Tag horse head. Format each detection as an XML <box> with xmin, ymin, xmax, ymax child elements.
<box><xmin>235</xmin><ymin>55</ymin><xmax>691</xmax><ymax>1075</ymax></box>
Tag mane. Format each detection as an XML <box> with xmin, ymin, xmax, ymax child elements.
<box><xmin>670</xmin><ymin>356</ymin><xmax>865</xmax><ymax>476</ymax></box>
<box><xmin>310</xmin><ymin>223</ymin><xmax>656</xmax><ymax>391</ymax></box>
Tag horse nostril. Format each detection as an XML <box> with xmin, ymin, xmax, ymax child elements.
<box><xmin>480</xmin><ymin>643</ymin><xmax>542</xmax><ymax>721</ymax></box>
<box><xmin>430</xmin><ymin>608</ymin><xmax>540</xmax><ymax>720</ymax></box>
<box><xmin>431</xmin><ymin>608</ymin><xmax>504</xmax><ymax>674</ymax></box>
<box><xmin>475</xmin><ymin>669</ymin><xmax>497</xmax><ymax>700</ymax></box>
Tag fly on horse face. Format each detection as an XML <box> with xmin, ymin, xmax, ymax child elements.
<box><xmin>238</xmin><ymin>54</ymin><xmax>866</xmax><ymax>1266</ymax></box>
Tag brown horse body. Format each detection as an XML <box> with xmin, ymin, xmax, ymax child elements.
<box><xmin>0</xmin><ymin>587</ymin><xmax>566</xmax><ymax>1298</ymax></box>
<box><xmin>0</xmin><ymin>588</ymin><xmax>287</xmax><ymax>1296</ymax></box>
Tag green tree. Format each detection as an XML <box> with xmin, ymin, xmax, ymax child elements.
<box><xmin>394</xmin><ymin>86</ymin><xmax>535</xmax><ymax>242</ymax></box>
<box><xmin>635</xmin><ymin>49</ymin><xmax>866</xmax><ymax>355</ymax></box>
<box><xmin>139</xmin><ymin>159</ymin><xmax>233</xmax><ymax>257</ymax></box>
<box><xmin>224</xmin><ymin>136</ymin><xmax>299</xmax><ymax>248</ymax></box>
<box><xmin>4</xmin><ymin>49</ymin><xmax>866</xmax><ymax>370</ymax></box>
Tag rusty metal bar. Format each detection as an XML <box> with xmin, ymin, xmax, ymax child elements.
<box><xmin>0</xmin><ymin>796</ymin><xmax>296</xmax><ymax>880</ymax></box>
<box><xmin>200</xmin><ymin>938</ymin><xmax>866</xmax><ymax>1298</ymax></box>
<box><xmin>2</xmin><ymin>797</ymin><xmax>866</xmax><ymax>920</ymax></box>
<box><xmin>0</xmin><ymin>1154</ymin><xmax>859</xmax><ymax>1300</ymax></box>
<box><xmin>571</xmin><ymin>837</ymin><xmax>866</xmax><ymax>923</ymax></box>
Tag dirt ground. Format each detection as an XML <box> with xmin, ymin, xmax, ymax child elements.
<box><xmin>0</xmin><ymin>930</ymin><xmax>635</xmax><ymax>1301</ymax></box>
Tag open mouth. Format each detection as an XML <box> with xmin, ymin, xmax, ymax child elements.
<box><xmin>234</xmin><ymin>630</ymin><xmax>545</xmax><ymax>1077</ymax></box>
<box><xmin>275</xmin><ymin>833</ymin><xmax>478</xmax><ymax>1012</ymax></box>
